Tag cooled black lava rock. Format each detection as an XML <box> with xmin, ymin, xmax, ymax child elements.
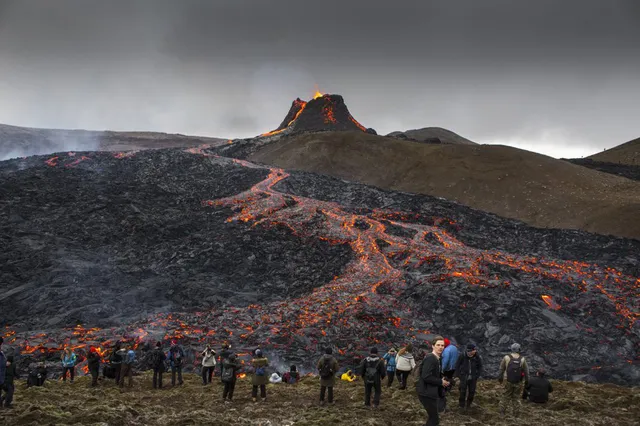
<box><xmin>565</xmin><ymin>158</ymin><xmax>640</xmax><ymax>181</ymax></box>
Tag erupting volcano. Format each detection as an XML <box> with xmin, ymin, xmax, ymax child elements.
<box><xmin>1</xmin><ymin>146</ymin><xmax>638</xmax><ymax>385</ymax></box>
<box><xmin>261</xmin><ymin>91</ymin><xmax>374</xmax><ymax>137</ymax></box>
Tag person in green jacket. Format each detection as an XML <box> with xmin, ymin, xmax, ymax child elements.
<box><xmin>498</xmin><ymin>343</ymin><xmax>530</xmax><ymax>418</ymax></box>
<box><xmin>251</xmin><ymin>349</ymin><xmax>269</xmax><ymax>402</ymax></box>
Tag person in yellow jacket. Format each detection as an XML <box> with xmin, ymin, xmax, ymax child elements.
<box><xmin>341</xmin><ymin>369</ymin><xmax>357</xmax><ymax>382</ymax></box>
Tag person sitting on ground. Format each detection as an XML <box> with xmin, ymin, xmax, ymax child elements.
<box><xmin>61</xmin><ymin>347</ymin><xmax>77</xmax><ymax>383</ymax></box>
<box><xmin>282</xmin><ymin>365</ymin><xmax>300</xmax><ymax>384</ymax></box>
<box><xmin>525</xmin><ymin>368</ymin><xmax>553</xmax><ymax>404</ymax></box>
<box><xmin>341</xmin><ymin>369</ymin><xmax>356</xmax><ymax>382</ymax></box>
<box><xmin>455</xmin><ymin>343</ymin><xmax>483</xmax><ymax>412</ymax></box>
<box><xmin>1</xmin><ymin>355</ymin><xmax>18</xmax><ymax>408</ymax></box>
<box><xmin>27</xmin><ymin>362</ymin><xmax>48</xmax><ymax>387</ymax></box>
<box><xmin>87</xmin><ymin>347</ymin><xmax>101</xmax><ymax>387</ymax></box>
<box><xmin>251</xmin><ymin>349</ymin><xmax>269</xmax><ymax>402</ymax></box>
<box><xmin>221</xmin><ymin>353</ymin><xmax>241</xmax><ymax>403</ymax></box>
<box><xmin>395</xmin><ymin>343</ymin><xmax>416</xmax><ymax>390</ymax></box>
<box><xmin>358</xmin><ymin>347</ymin><xmax>386</xmax><ymax>409</ymax></box>
<box><xmin>317</xmin><ymin>347</ymin><xmax>339</xmax><ymax>405</ymax></box>
<box><xmin>382</xmin><ymin>347</ymin><xmax>397</xmax><ymax>387</ymax></box>
<box><xmin>269</xmin><ymin>372</ymin><xmax>282</xmax><ymax>384</ymax></box>
<box><xmin>201</xmin><ymin>344</ymin><xmax>217</xmax><ymax>385</ymax></box>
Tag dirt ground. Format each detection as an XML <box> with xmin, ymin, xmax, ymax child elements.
<box><xmin>588</xmin><ymin>137</ymin><xmax>639</xmax><ymax>166</ymax></box>
<box><xmin>1</xmin><ymin>372</ymin><xmax>638</xmax><ymax>426</ymax></box>
<box><xmin>249</xmin><ymin>131</ymin><xmax>640</xmax><ymax>239</ymax></box>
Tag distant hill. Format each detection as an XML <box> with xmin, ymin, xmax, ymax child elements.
<box><xmin>248</xmin><ymin>131</ymin><xmax>640</xmax><ymax>240</ymax></box>
<box><xmin>587</xmin><ymin>137</ymin><xmax>639</xmax><ymax>166</ymax></box>
<box><xmin>387</xmin><ymin>127</ymin><xmax>477</xmax><ymax>145</ymax></box>
<box><xmin>0</xmin><ymin>123</ymin><xmax>227</xmax><ymax>160</ymax></box>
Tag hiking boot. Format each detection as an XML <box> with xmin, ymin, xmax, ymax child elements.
<box><xmin>319</xmin><ymin>400</ymin><xmax>326</xmax><ymax>406</ymax></box>
<box><xmin>252</xmin><ymin>397</ymin><xmax>257</xmax><ymax>403</ymax></box>
<box><xmin>261</xmin><ymin>397</ymin><xmax>267</xmax><ymax>403</ymax></box>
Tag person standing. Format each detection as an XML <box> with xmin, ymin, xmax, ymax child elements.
<box><xmin>416</xmin><ymin>336</ymin><xmax>449</xmax><ymax>426</ymax></box>
<box><xmin>61</xmin><ymin>347</ymin><xmax>77</xmax><ymax>383</ymax></box>
<box><xmin>395</xmin><ymin>343</ymin><xmax>416</xmax><ymax>390</ymax></box>
<box><xmin>118</xmin><ymin>346</ymin><xmax>135</xmax><ymax>388</ymax></box>
<box><xmin>168</xmin><ymin>341</ymin><xmax>185</xmax><ymax>386</ymax></box>
<box><xmin>201</xmin><ymin>345</ymin><xmax>216</xmax><ymax>385</ymax></box>
<box><xmin>1</xmin><ymin>355</ymin><xmax>18</xmax><ymax>408</ymax></box>
<box><xmin>0</xmin><ymin>337</ymin><xmax>6</xmax><ymax>406</ymax></box>
<box><xmin>358</xmin><ymin>347</ymin><xmax>386</xmax><ymax>409</ymax></box>
<box><xmin>317</xmin><ymin>347</ymin><xmax>339</xmax><ymax>405</ymax></box>
<box><xmin>455</xmin><ymin>343</ymin><xmax>483</xmax><ymax>411</ymax></box>
<box><xmin>109</xmin><ymin>342</ymin><xmax>123</xmax><ymax>383</ymax></box>
<box><xmin>219</xmin><ymin>344</ymin><xmax>232</xmax><ymax>382</ymax></box>
<box><xmin>150</xmin><ymin>342</ymin><xmax>166</xmax><ymax>389</ymax></box>
<box><xmin>525</xmin><ymin>368</ymin><xmax>553</xmax><ymax>404</ymax></box>
<box><xmin>498</xmin><ymin>343</ymin><xmax>530</xmax><ymax>418</ymax></box>
<box><xmin>221</xmin><ymin>353</ymin><xmax>241</xmax><ymax>403</ymax></box>
<box><xmin>87</xmin><ymin>347</ymin><xmax>101</xmax><ymax>387</ymax></box>
<box><xmin>251</xmin><ymin>349</ymin><xmax>269</xmax><ymax>402</ymax></box>
<box><xmin>382</xmin><ymin>347</ymin><xmax>397</xmax><ymax>387</ymax></box>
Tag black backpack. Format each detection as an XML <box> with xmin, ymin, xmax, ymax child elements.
<box><xmin>319</xmin><ymin>358</ymin><xmax>334</xmax><ymax>379</ymax></box>
<box><xmin>506</xmin><ymin>355</ymin><xmax>523</xmax><ymax>383</ymax></box>
<box><xmin>221</xmin><ymin>364</ymin><xmax>234</xmax><ymax>383</ymax></box>
<box><xmin>365</xmin><ymin>359</ymin><xmax>380</xmax><ymax>384</ymax></box>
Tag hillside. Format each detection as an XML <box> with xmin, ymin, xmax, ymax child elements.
<box><xmin>247</xmin><ymin>131</ymin><xmax>640</xmax><ymax>240</ymax></box>
<box><xmin>588</xmin><ymin>137</ymin><xmax>640</xmax><ymax>166</ymax></box>
<box><xmin>387</xmin><ymin>127</ymin><xmax>477</xmax><ymax>145</ymax></box>
<box><xmin>0</xmin><ymin>123</ymin><xmax>227</xmax><ymax>160</ymax></box>
<box><xmin>1</xmin><ymin>373</ymin><xmax>638</xmax><ymax>426</ymax></box>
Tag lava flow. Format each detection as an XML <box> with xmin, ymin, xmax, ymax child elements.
<box><xmin>4</xmin><ymin>150</ymin><xmax>638</xmax><ymax>380</ymax></box>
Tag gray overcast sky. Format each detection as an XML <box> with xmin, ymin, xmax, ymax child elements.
<box><xmin>1</xmin><ymin>0</ymin><xmax>639</xmax><ymax>158</ymax></box>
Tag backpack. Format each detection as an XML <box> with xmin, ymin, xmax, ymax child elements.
<box><xmin>221</xmin><ymin>365</ymin><xmax>234</xmax><ymax>383</ymax></box>
<box><xmin>319</xmin><ymin>358</ymin><xmax>334</xmax><ymax>379</ymax></box>
<box><xmin>506</xmin><ymin>355</ymin><xmax>523</xmax><ymax>383</ymax></box>
<box><xmin>255</xmin><ymin>366</ymin><xmax>266</xmax><ymax>376</ymax></box>
<box><xmin>365</xmin><ymin>360</ymin><xmax>380</xmax><ymax>384</ymax></box>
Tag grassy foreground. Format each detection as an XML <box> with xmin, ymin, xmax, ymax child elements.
<box><xmin>1</xmin><ymin>372</ymin><xmax>638</xmax><ymax>425</ymax></box>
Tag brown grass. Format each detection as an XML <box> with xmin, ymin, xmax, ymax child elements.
<box><xmin>1</xmin><ymin>373</ymin><xmax>638</xmax><ymax>425</ymax></box>
<box><xmin>588</xmin><ymin>137</ymin><xmax>640</xmax><ymax>166</ymax></box>
<box><xmin>249</xmin><ymin>131</ymin><xmax>640</xmax><ymax>239</ymax></box>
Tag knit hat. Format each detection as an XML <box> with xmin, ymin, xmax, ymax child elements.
<box><xmin>389</xmin><ymin>347</ymin><xmax>397</xmax><ymax>353</ymax></box>
<box><xmin>325</xmin><ymin>347</ymin><xmax>333</xmax><ymax>355</ymax></box>
<box><xmin>255</xmin><ymin>349</ymin><xmax>263</xmax><ymax>357</ymax></box>
<box><xmin>510</xmin><ymin>343</ymin><xmax>521</xmax><ymax>353</ymax></box>
<box><xmin>444</xmin><ymin>338</ymin><xmax>451</xmax><ymax>348</ymax></box>
<box><xmin>156</xmin><ymin>341</ymin><xmax>162</xmax><ymax>348</ymax></box>
<box><xmin>370</xmin><ymin>347</ymin><xmax>378</xmax><ymax>354</ymax></box>
<box><xmin>466</xmin><ymin>343</ymin><xmax>476</xmax><ymax>351</ymax></box>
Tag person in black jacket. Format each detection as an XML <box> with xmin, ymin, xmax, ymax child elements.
<box><xmin>219</xmin><ymin>344</ymin><xmax>232</xmax><ymax>383</ymax></box>
<box><xmin>87</xmin><ymin>347</ymin><xmax>101</xmax><ymax>387</ymax></box>
<box><xmin>357</xmin><ymin>347</ymin><xmax>386</xmax><ymax>409</ymax></box>
<box><xmin>416</xmin><ymin>336</ymin><xmax>449</xmax><ymax>426</ymax></box>
<box><xmin>525</xmin><ymin>368</ymin><xmax>553</xmax><ymax>403</ymax></box>
<box><xmin>150</xmin><ymin>342</ymin><xmax>166</xmax><ymax>389</ymax></box>
<box><xmin>1</xmin><ymin>355</ymin><xmax>18</xmax><ymax>408</ymax></box>
<box><xmin>454</xmin><ymin>343</ymin><xmax>483</xmax><ymax>411</ymax></box>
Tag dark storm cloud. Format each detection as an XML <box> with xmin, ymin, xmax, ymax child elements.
<box><xmin>0</xmin><ymin>0</ymin><xmax>639</xmax><ymax>158</ymax></box>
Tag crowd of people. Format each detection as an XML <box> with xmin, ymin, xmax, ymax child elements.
<box><xmin>0</xmin><ymin>335</ymin><xmax>554</xmax><ymax>423</ymax></box>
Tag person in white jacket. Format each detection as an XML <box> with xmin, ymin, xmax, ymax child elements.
<box><xmin>201</xmin><ymin>344</ymin><xmax>217</xmax><ymax>385</ymax></box>
<box><xmin>395</xmin><ymin>343</ymin><xmax>416</xmax><ymax>389</ymax></box>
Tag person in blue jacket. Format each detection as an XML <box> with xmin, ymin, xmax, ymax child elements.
<box><xmin>442</xmin><ymin>338</ymin><xmax>459</xmax><ymax>381</ymax></box>
<box><xmin>382</xmin><ymin>347</ymin><xmax>397</xmax><ymax>387</ymax></box>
